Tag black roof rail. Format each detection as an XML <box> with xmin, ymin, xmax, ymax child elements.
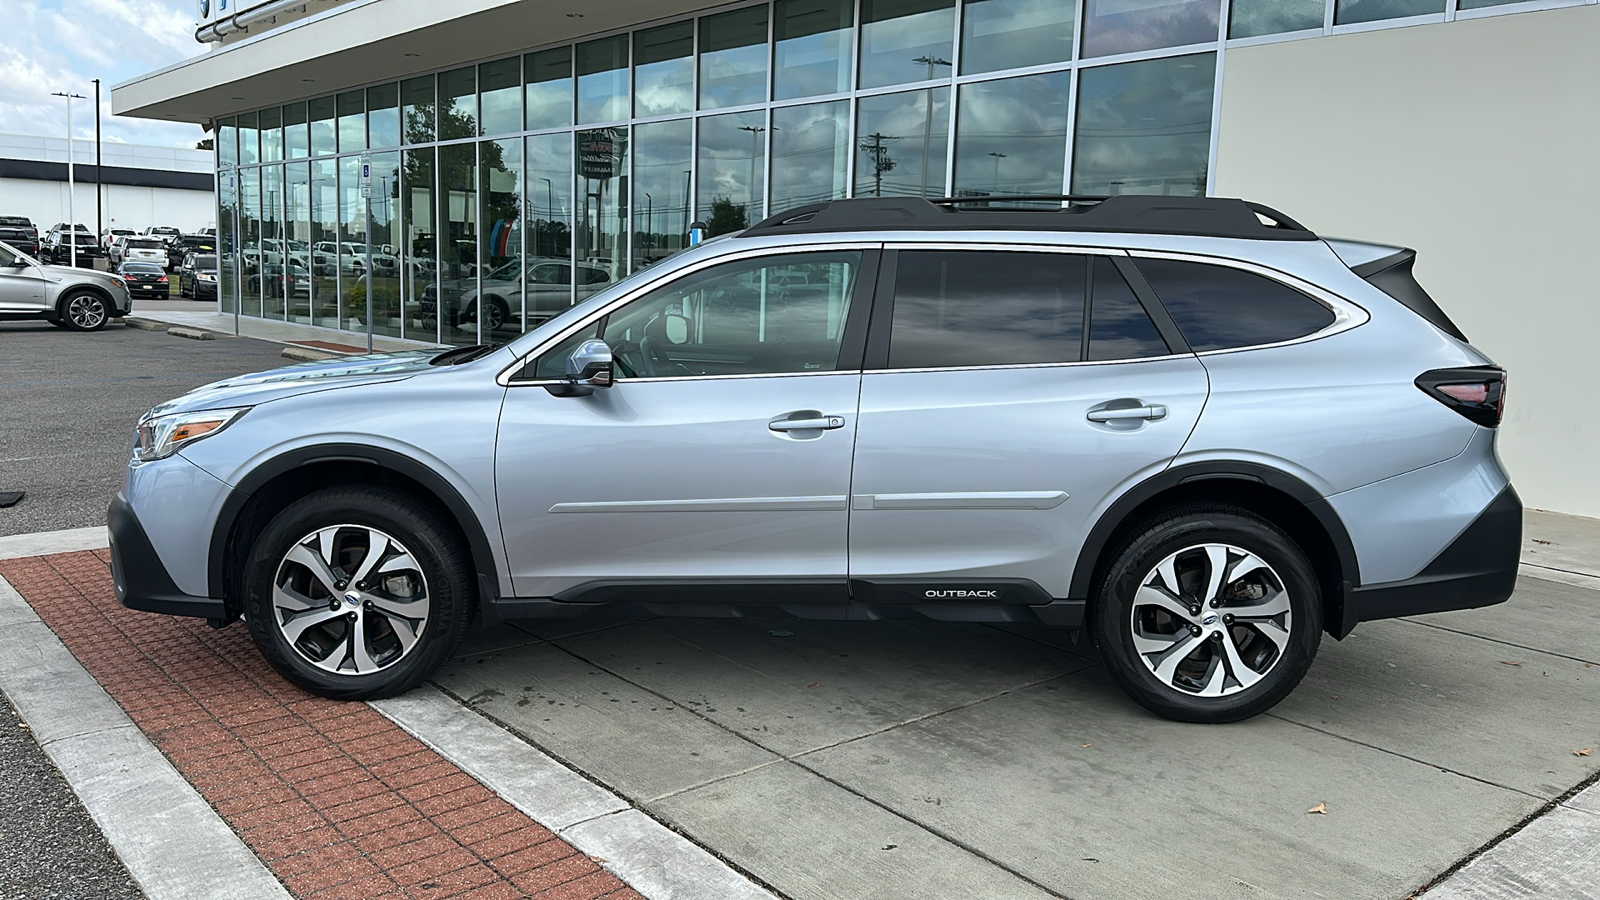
<box><xmin>744</xmin><ymin>195</ymin><xmax>1318</xmax><ymax>241</ymax></box>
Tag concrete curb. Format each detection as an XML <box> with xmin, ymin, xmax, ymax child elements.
<box><xmin>123</xmin><ymin>317</ymin><xmax>169</xmax><ymax>332</ymax></box>
<box><xmin>0</xmin><ymin>572</ymin><xmax>290</xmax><ymax>900</ymax></box>
<box><xmin>167</xmin><ymin>326</ymin><xmax>218</xmax><ymax>341</ymax></box>
<box><xmin>280</xmin><ymin>345</ymin><xmax>342</xmax><ymax>362</ymax></box>
<box><xmin>0</xmin><ymin>526</ymin><xmax>108</xmax><ymax>561</ymax></box>
<box><xmin>1425</xmin><ymin>786</ymin><xmax>1600</xmax><ymax>898</ymax></box>
<box><xmin>373</xmin><ymin>686</ymin><xmax>778</xmax><ymax>900</ymax></box>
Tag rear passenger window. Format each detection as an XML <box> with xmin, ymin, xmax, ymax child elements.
<box><xmin>1135</xmin><ymin>258</ymin><xmax>1335</xmax><ymax>352</ymax></box>
<box><xmin>1089</xmin><ymin>258</ymin><xmax>1169</xmax><ymax>361</ymax></box>
<box><xmin>889</xmin><ymin>251</ymin><xmax>1086</xmax><ymax>369</ymax></box>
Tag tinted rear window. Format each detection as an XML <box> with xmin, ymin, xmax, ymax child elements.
<box><xmin>123</xmin><ymin>263</ymin><xmax>164</xmax><ymax>274</ymax></box>
<box><xmin>127</xmin><ymin>239</ymin><xmax>165</xmax><ymax>249</ymax></box>
<box><xmin>889</xmin><ymin>250</ymin><xmax>1086</xmax><ymax>369</ymax></box>
<box><xmin>1134</xmin><ymin>258</ymin><xmax>1335</xmax><ymax>352</ymax></box>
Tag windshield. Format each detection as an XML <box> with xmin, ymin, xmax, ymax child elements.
<box><xmin>194</xmin><ymin>255</ymin><xmax>218</xmax><ymax>269</ymax></box>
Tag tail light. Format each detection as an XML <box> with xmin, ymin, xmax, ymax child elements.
<box><xmin>1416</xmin><ymin>366</ymin><xmax>1506</xmax><ymax>427</ymax></box>
<box><xmin>158</xmin><ymin>276</ymin><xmax>169</xmax><ymax>282</ymax></box>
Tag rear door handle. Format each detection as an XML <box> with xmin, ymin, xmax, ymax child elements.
<box><xmin>1087</xmin><ymin>405</ymin><xmax>1168</xmax><ymax>423</ymax></box>
<box><xmin>769</xmin><ymin>414</ymin><xmax>846</xmax><ymax>432</ymax></box>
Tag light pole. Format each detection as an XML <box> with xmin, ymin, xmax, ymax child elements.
<box><xmin>988</xmin><ymin>152</ymin><xmax>1007</xmax><ymax>194</ymax></box>
<box><xmin>911</xmin><ymin>56</ymin><xmax>950</xmax><ymax>197</ymax></box>
<box><xmin>52</xmin><ymin>91</ymin><xmax>87</xmax><ymax>267</ymax></box>
<box><xmin>738</xmin><ymin>125</ymin><xmax>766</xmax><ymax>218</ymax></box>
<box><xmin>93</xmin><ymin>79</ymin><xmax>102</xmax><ymax>241</ymax></box>
<box><xmin>643</xmin><ymin>191</ymin><xmax>653</xmax><ymax>262</ymax></box>
<box><xmin>538</xmin><ymin>176</ymin><xmax>553</xmax><ymax>255</ymax></box>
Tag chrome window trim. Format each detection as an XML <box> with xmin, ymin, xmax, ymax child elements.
<box><xmin>497</xmin><ymin>241</ymin><xmax>882</xmax><ymax>387</ymax></box>
<box><xmin>866</xmin><ymin>354</ymin><xmax>1195</xmax><ymax>376</ymax></box>
<box><xmin>1126</xmin><ymin>248</ymin><xmax>1371</xmax><ymax>355</ymax></box>
<box><xmin>884</xmin><ymin>241</ymin><xmax>1129</xmax><ymax>256</ymax></box>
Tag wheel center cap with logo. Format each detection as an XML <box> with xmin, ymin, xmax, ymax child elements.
<box><xmin>1202</xmin><ymin>613</ymin><xmax>1219</xmax><ymax>626</ymax></box>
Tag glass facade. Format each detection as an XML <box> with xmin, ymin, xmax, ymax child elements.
<box><xmin>231</xmin><ymin>0</ymin><xmax>1527</xmax><ymax>343</ymax></box>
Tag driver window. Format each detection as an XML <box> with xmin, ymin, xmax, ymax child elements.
<box><xmin>597</xmin><ymin>251</ymin><xmax>860</xmax><ymax>379</ymax></box>
<box><xmin>0</xmin><ymin>245</ymin><xmax>16</xmax><ymax>266</ymax></box>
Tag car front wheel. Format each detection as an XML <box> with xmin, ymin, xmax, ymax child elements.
<box><xmin>60</xmin><ymin>291</ymin><xmax>110</xmax><ymax>331</ymax></box>
<box><xmin>1092</xmin><ymin>505</ymin><xmax>1322</xmax><ymax>723</ymax></box>
<box><xmin>243</xmin><ymin>487</ymin><xmax>476</xmax><ymax>700</ymax></box>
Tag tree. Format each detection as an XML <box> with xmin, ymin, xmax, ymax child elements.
<box><xmin>195</xmin><ymin>138</ymin><xmax>214</xmax><ymax>151</ymax></box>
<box><xmin>706</xmin><ymin>196</ymin><xmax>748</xmax><ymax>237</ymax></box>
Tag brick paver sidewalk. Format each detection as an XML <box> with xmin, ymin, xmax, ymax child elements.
<box><xmin>0</xmin><ymin>550</ymin><xmax>645</xmax><ymax>900</ymax></box>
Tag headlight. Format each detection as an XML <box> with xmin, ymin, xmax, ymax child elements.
<box><xmin>198</xmin><ymin>273</ymin><xmax>215</xmax><ymax>281</ymax></box>
<box><xmin>136</xmin><ymin>408</ymin><xmax>247</xmax><ymax>462</ymax></box>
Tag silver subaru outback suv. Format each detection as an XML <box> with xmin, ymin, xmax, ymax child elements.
<box><xmin>109</xmin><ymin>196</ymin><xmax>1519</xmax><ymax>723</ymax></box>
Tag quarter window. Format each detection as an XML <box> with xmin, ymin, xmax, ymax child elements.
<box><xmin>538</xmin><ymin>252</ymin><xmax>861</xmax><ymax>380</ymax></box>
<box><xmin>1135</xmin><ymin>258</ymin><xmax>1336</xmax><ymax>352</ymax></box>
<box><xmin>888</xmin><ymin>250</ymin><xmax>1086</xmax><ymax>369</ymax></box>
<box><xmin>1088</xmin><ymin>258</ymin><xmax>1169</xmax><ymax>361</ymax></box>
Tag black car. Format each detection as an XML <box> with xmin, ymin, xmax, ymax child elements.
<box><xmin>117</xmin><ymin>261</ymin><xmax>170</xmax><ymax>299</ymax></box>
<box><xmin>0</xmin><ymin>223</ymin><xmax>38</xmax><ymax>258</ymax></box>
<box><xmin>176</xmin><ymin>253</ymin><xmax>219</xmax><ymax>300</ymax></box>
<box><xmin>42</xmin><ymin>225</ymin><xmax>102</xmax><ymax>266</ymax></box>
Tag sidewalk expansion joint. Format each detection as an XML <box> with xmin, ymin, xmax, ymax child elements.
<box><xmin>1396</xmin><ymin>616</ymin><xmax>1600</xmax><ymax>667</ymax></box>
<box><xmin>538</xmin><ymin>638</ymin><xmax>1082</xmax><ymax>900</ymax></box>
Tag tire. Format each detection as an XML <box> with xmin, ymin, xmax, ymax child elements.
<box><xmin>1091</xmin><ymin>504</ymin><xmax>1322</xmax><ymax>723</ymax></box>
<box><xmin>179</xmin><ymin>278</ymin><xmax>191</xmax><ymax>299</ymax></box>
<box><xmin>484</xmin><ymin>296</ymin><xmax>511</xmax><ymax>332</ymax></box>
<box><xmin>60</xmin><ymin>291</ymin><xmax>110</xmax><ymax>331</ymax></box>
<box><xmin>242</xmin><ymin>486</ymin><xmax>477</xmax><ymax>700</ymax></box>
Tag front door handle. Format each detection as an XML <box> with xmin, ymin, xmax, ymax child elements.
<box><xmin>769</xmin><ymin>413</ymin><xmax>846</xmax><ymax>432</ymax></box>
<box><xmin>1087</xmin><ymin>405</ymin><xmax>1168</xmax><ymax>423</ymax></box>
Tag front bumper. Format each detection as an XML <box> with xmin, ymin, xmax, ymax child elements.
<box><xmin>108</xmin><ymin>494</ymin><xmax>226</xmax><ymax>620</ymax></box>
<box><xmin>1339</xmin><ymin>486</ymin><xmax>1522</xmax><ymax>634</ymax></box>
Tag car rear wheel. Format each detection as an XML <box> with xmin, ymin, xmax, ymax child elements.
<box><xmin>60</xmin><ymin>292</ymin><xmax>110</xmax><ymax>331</ymax></box>
<box><xmin>484</xmin><ymin>296</ymin><xmax>511</xmax><ymax>332</ymax></box>
<box><xmin>242</xmin><ymin>487</ymin><xmax>476</xmax><ymax>700</ymax></box>
<box><xmin>1092</xmin><ymin>505</ymin><xmax>1322</xmax><ymax>723</ymax></box>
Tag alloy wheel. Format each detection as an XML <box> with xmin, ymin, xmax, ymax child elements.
<box><xmin>271</xmin><ymin>524</ymin><xmax>431</xmax><ymax>675</ymax></box>
<box><xmin>67</xmin><ymin>294</ymin><xmax>107</xmax><ymax>329</ymax></box>
<box><xmin>1129</xmin><ymin>542</ymin><xmax>1292</xmax><ymax>698</ymax></box>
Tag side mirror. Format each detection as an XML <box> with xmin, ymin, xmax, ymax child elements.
<box><xmin>552</xmin><ymin>339</ymin><xmax>614</xmax><ymax>396</ymax></box>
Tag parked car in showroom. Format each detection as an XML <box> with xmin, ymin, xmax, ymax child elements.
<box><xmin>246</xmin><ymin>262</ymin><xmax>313</xmax><ymax>299</ymax></box>
<box><xmin>111</xmin><ymin>195</ymin><xmax>1519</xmax><ymax>723</ymax></box>
<box><xmin>41</xmin><ymin>224</ymin><xmax>103</xmax><ymax>267</ymax></box>
<box><xmin>419</xmin><ymin>257</ymin><xmax>612</xmax><ymax>332</ymax></box>
<box><xmin>0</xmin><ymin>238</ymin><xmax>131</xmax><ymax>329</ymax></box>
<box><xmin>176</xmin><ymin>252</ymin><xmax>219</xmax><ymax>300</ymax></box>
<box><xmin>116</xmin><ymin>261</ymin><xmax>170</xmax><ymax>301</ymax></box>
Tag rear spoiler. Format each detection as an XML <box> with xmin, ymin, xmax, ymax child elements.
<box><xmin>1350</xmin><ymin>249</ymin><xmax>1468</xmax><ymax>343</ymax></box>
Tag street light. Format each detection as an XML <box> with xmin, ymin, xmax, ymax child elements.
<box><xmin>910</xmin><ymin>56</ymin><xmax>951</xmax><ymax>196</ymax></box>
<box><xmin>51</xmin><ymin>91</ymin><xmax>87</xmax><ymax>267</ymax></box>
<box><xmin>988</xmin><ymin>152</ymin><xmax>1007</xmax><ymax>194</ymax></box>
<box><xmin>738</xmin><ymin>125</ymin><xmax>766</xmax><ymax>217</ymax></box>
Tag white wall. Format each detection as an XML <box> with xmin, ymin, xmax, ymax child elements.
<box><xmin>1215</xmin><ymin>5</ymin><xmax>1600</xmax><ymax>519</ymax></box>
<box><xmin>0</xmin><ymin>132</ymin><xmax>214</xmax><ymax>235</ymax></box>
<box><xmin>0</xmin><ymin>179</ymin><xmax>215</xmax><ymax>235</ymax></box>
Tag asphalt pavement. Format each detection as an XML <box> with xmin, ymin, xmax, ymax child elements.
<box><xmin>0</xmin><ymin>689</ymin><xmax>143</xmax><ymax>900</ymax></box>
<box><xmin>0</xmin><ymin>320</ymin><xmax>289</xmax><ymax>536</ymax></box>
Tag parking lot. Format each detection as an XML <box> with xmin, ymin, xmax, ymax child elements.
<box><xmin>1</xmin><ymin>322</ymin><xmax>1596</xmax><ymax>899</ymax></box>
<box><xmin>0</xmin><ymin>320</ymin><xmax>288</xmax><ymax>536</ymax></box>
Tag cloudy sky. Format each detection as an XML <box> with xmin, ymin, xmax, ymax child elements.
<box><xmin>0</xmin><ymin>0</ymin><xmax>207</xmax><ymax>148</ymax></box>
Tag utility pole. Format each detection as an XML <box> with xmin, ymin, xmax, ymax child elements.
<box><xmin>93</xmin><ymin>79</ymin><xmax>103</xmax><ymax>242</ymax></box>
<box><xmin>52</xmin><ymin>91</ymin><xmax>87</xmax><ymax>267</ymax></box>
<box><xmin>858</xmin><ymin>132</ymin><xmax>899</xmax><ymax>197</ymax></box>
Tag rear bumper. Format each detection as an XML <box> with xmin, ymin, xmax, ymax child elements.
<box><xmin>108</xmin><ymin>494</ymin><xmax>226</xmax><ymax>620</ymax></box>
<box><xmin>1339</xmin><ymin>486</ymin><xmax>1521</xmax><ymax>634</ymax></box>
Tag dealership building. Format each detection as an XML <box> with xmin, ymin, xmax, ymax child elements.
<box><xmin>112</xmin><ymin>0</ymin><xmax>1598</xmax><ymax>518</ymax></box>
